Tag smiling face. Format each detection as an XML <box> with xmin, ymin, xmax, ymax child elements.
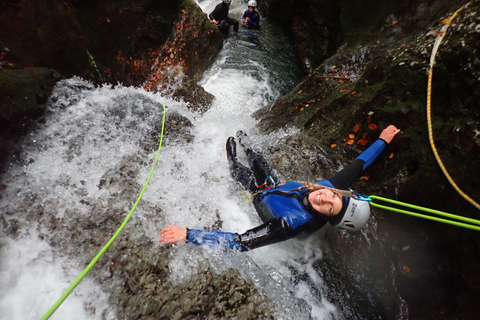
<box><xmin>308</xmin><ymin>189</ymin><xmax>343</xmax><ymax>216</ymax></box>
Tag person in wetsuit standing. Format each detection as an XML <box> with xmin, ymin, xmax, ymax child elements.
<box><xmin>209</xmin><ymin>0</ymin><xmax>239</xmax><ymax>34</ymax></box>
<box><xmin>159</xmin><ymin>125</ymin><xmax>400</xmax><ymax>251</ymax></box>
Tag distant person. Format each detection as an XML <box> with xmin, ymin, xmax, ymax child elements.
<box><xmin>242</xmin><ymin>0</ymin><xmax>260</xmax><ymax>29</ymax></box>
<box><xmin>159</xmin><ymin>125</ymin><xmax>401</xmax><ymax>251</ymax></box>
<box><xmin>209</xmin><ymin>0</ymin><xmax>239</xmax><ymax>34</ymax></box>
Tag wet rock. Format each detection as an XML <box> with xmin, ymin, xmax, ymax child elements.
<box><xmin>142</xmin><ymin>0</ymin><xmax>221</xmax><ymax>113</ymax></box>
<box><xmin>0</xmin><ymin>0</ymin><xmax>221</xmax><ymax>173</ymax></box>
<box><xmin>0</xmin><ymin>68</ymin><xmax>62</xmax><ymax>132</ymax></box>
<box><xmin>255</xmin><ymin>1</ymin><xmax>480</xmax><ymax>319</ymax></box>
<box><xmin>0</xmin><ymin>67</ymin><xmax>63</xmax><ymax>172</ymax></box>
<box><xmin>172</xmin><ymin>78</ymin><xmax>215</xmax><ymax>115</ymax></box>
<box><xmin>0</xmin><ymin>0</ymin><xmax>88</xmax><ymax>76</ymax></box>
<box><xmin>162</xmin><ymin>112</ymin><xmax>194</xmax><ymax>146</ymax></box>
<box><xmin>109</xmin><ymin>257</ymin><xmax>274</xmax><ymax>319</ymax></box>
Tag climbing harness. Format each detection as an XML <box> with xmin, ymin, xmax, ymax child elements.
<box><xmin>426</xmin><ymin>1</ymin><xmax>480</xmax><ymax>210</ymax></box>
<box><xmin>40</xmin><ymin>104</ymin><xmax>167</xmax><ymax>320</ymax></box>
<box><xmin>258</xmin><ymin>176</ymin><xmax>276</xmax><ymax>190</ymax></box>
<box><xmin>250</xmin><ymin>176</ymin><xmax>276</xmax><ymax>196</ymax></box>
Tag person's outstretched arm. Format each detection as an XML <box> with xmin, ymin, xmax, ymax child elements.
<box><xmin>159</xmin><ymin>217</ymin><xmax>294</xmax><ymax>251</ymax></box>
<box><xmin>327</xmin><ymin>125</ymin><xmax>400</xmax><ymax>189</ymax></box>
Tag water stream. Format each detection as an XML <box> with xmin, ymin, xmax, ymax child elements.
<box><xmin>0</xmin><ymin>1</ymin><xmax>401</xmax><ymax>319</ymax></box>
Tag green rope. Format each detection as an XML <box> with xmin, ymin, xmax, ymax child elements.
<box><xmin>369</xmin><ymin>195</ymin><xmax>480</xmax><ymax>232</ymax></box>
<box><xmin>40</xmin><ymin>103</ymin><xmax>167</xmax><ymax>320</ymax></box>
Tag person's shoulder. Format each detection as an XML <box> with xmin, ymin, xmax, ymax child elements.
<box><xmin>279</xmin><ymin>181</ymin><xmax>304</xmax><ymax>189</ymax></box>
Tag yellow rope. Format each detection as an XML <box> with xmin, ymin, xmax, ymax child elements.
<box><xmin>426</xmin><ymin>1</ymin><xmax>480</xmax><ymax>210</ymax></box>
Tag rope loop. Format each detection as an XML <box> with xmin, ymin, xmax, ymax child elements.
<box><xmin>426</xmin><ymin>1</ymin><xmax>479</xmax><ymax>210</ymax></box>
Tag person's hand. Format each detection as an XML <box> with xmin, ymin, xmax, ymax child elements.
<box><xmin>379</xmin><ymin>125</ymin><xmax>401</xmax><ymax>144</ymax></box>
<box><xmin>158</xmin><ymin>225</ymin><xmax>187</xmax><ymax>245</ymax></box>
<box><xmin>246</xmin><ymin>17</ymin><xmax>251</xmax><ymax>23</ymax></box>
<box><xmin>242</xmin><ymin>19</ymin><xmax>246</xmax><ymax>24</ymax></box>
<box><xmin>211</xmin><ymin>19</ymin><xmax>218</xmax><ymax>25</ymax></box>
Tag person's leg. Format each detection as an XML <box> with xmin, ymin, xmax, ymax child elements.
<box><xmin>226</xmin><ymin>137</ymin><xmax>257</xmax><ymax>192</ymax></box>
<box><xmin>227</xmin><ymin>17</ymin><xmax>239</xmax><ymax>33</ymax></box>
<box><xmin>219</xmin><ymin>22</ymin><xmax>230</xmax><ymax>35</ymax></box>
<box><xmin>236</xmin><ymin>131</ymin><xmax>279</xmax><ymax>186</ymax></box>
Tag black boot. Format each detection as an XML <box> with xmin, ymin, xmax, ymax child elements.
<box><xmin>226</xmin><ymin>136</ymin><xmax>237</xmax><ymax>162</ymax></box>
<box><xmin>236</xmin><ymin>130</ymin><xmax>245</xmax><ymax>142</ymax></box>
<box><xmin>226</xmin><ymin>136</ymin><xmax>257</xmax><ymax>193</ymax></box>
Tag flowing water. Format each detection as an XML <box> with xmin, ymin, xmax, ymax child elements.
<box><xmin>0</xmin><ymin>1</ymin><xmax>404</xmax><ymax>319</ymax></box>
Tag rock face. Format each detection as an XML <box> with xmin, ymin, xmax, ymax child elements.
<box><xmin>0</xmin><ymin>68</ymin><xmax>63</xmax><ymax>131</ymax></box>
<box><xmin>258</xmin><ymin>0</ymin><xmax>470</xmax><ymax>72</ymax></box>
<box><xmin>0</xmin><ymin>0</ymin><xmax>222</xmax><ymax>170</ymax></box>
<box><xmin>255</xmin><ymin>0</ymin><xmax>480</xmax><ymax>318</ymax></box>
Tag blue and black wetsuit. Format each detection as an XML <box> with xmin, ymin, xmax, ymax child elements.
<box><xmin>242</xmin><ymin>9</ymin><xmax>260</xmax><ymax>29</ymax></box>
<box><xmin>187</xmin><ymin>134</ymin><xmax>388</xmax><ymax>251</ymax></box>
<box><xmin>209</xmin><ymin>2</ymin><xmax>239</xmax><ymax>33</ymax></box>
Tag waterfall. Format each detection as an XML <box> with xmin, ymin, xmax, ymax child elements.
<box><xmin>0</xmin><ymin>1</ymin><xmax>362</xmax><ymax>319</ymax></box>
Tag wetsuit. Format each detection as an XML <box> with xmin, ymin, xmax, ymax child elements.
<box><xmin>242</xmin><ymin>10</ymin><xmax>260</xmax><ymax>29</ymax></box>
<box><xmin>186</xmin><ymin>135</ymin><xmax>388</xmax><ymax>251</ymax></box>
<box><xmin>209</xmin><ymin>2</ymin><xmax>239</xmax><ymax>33</ymax></box>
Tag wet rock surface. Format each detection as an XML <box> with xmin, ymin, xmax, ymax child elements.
<box><xmin>255</xmin><ymin>0</ymin><xmax>480</xmax><ymax>318</ymax></box>
<box><xmin>0</xmin><ymin>67</ymin><xmax>64</xmax><ymax>173</ymax></box>
<box><xmin>108</xmin><ymin>257</ymin><xmax>274</xmax><ymax>320</ymax></box>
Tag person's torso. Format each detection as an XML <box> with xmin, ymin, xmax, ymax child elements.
<box><xmin>243</xmin><ymin>10</ymin><xmax>259</xmax><ymax>24</ymax></box>
<box><xmin>212</xmin><ymin>3</ymin><xmax>229</xmax><ymax>21</ymax></box>
<box><xmin>258</xmin><ymin>180</ymin><xmax>334</xmax><ymax>230</ymax></box>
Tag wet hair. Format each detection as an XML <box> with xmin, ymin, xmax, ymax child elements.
<box><xmin>282</xmin><ymin>181</ymin><xmax>351</xmax><ymax>197</ymax></box>
<box><xmin>281</xmin><ymin>182</ymin><xmax>348</xmax><ymax>219</ymax></box>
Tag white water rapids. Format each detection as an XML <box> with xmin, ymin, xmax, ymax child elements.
<box><xmin>0</xmin><ymin>1</ymin><xmax>349</xmax><ymax>319</ymax></box>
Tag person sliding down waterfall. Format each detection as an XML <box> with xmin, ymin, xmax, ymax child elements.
<box><xmin>242</xmin><ymin>1</ymin><xmax>260</xmax><ymax>30</ymax></box>
<box><xmin>159</xmin><ymin>125</ymin><xmax>401</xmax><ymax>251</ymax></box>
<box><xmin>209</xmin><ymin>0</ymin><xmax>239</xmax><ymax>35</ymax></box>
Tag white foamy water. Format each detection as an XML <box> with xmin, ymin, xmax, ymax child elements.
<box><xmin>0</xmin><ymin>2</ymin><xmax>344</xmax><ymax>319</ymax></box>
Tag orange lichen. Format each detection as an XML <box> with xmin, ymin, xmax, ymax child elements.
<box><xmin>357</xmin><ymin>140</ymin><xmax>369</xmax><ymax>146</ymax></box>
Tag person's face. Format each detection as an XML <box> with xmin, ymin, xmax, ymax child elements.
<box><xmin>308</xmin><ymin>189</ymin><xmax>343</xmax><ymax>216</ymax></box>
<box><xmin>248</xmin><ymin>6</ymin><xmax>254</xmax><ymax>13</ymax></box>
